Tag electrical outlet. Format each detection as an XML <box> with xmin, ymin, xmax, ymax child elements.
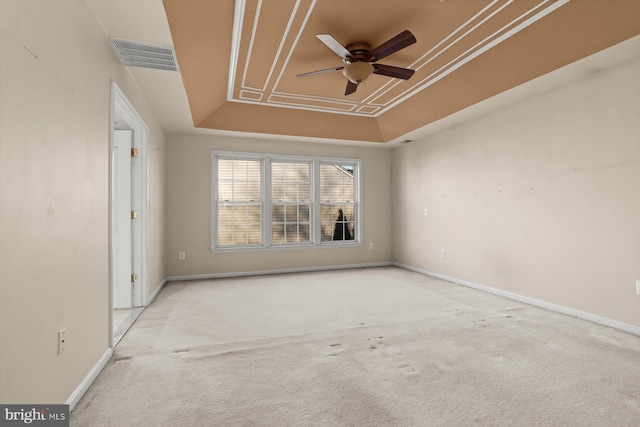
<box><xmin>423</xmin><ymin>208</ymin><xmax>428</xmax><ymax>216</ymax></box>
<box><xmin>369</xmin><ymin>242</ymin><xmax>375</xmax><ymax>249</ymax></box>
<box><xmin>58</xmin><ymin>328</ymin><xmax>67</xmax><ymax>355</ymax></box>
<box><xmin>636</xmin><ymin>280</ymin><xmax>640</xmax><ymax>295</ymax></box>
<box><xmin>179</xmin><ymin>252</ymin><xmax>186</xmax><ymax>260</ymax></box>
<box><xmin>440</xmin><ymin>249</ymin><xmax>446</xmax><ymax>258</ymax></box>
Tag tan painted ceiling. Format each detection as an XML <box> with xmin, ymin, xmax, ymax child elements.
<box><xmin>91</xmin><ymin>1</ymin><xmax>640</xmax><ymax>144</ymax></box>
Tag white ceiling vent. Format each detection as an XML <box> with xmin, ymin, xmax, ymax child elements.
<box><xmin>111</xmin><ymin>38</ymin><xmax>179</xmax><ymax>71</ymax></box>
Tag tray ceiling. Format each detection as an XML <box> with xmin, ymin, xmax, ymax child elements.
<box><xmin>164</xmin><ymin>0</ymin><xmax>640</xmax><ymax>143</ymax></box>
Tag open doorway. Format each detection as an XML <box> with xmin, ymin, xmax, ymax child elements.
<box><xmin>110</xmin><ymin>81</ymin><xmax>149</xmax><ymax>346</ymax></box>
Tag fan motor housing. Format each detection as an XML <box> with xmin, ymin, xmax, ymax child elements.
<box><xmin>345</xmin><ymin>42</ymin><xmax>371</xmax><ymax>63</ymax></box>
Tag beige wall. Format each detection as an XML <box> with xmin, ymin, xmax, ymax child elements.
<box><xmin>392</xmin><ymin>55</ymin><xmax>640</xmax><ymax>327</ymax></box>
<box><xmin>0</xmin><ymin>0</ymin><xmax>165</xmax><ymax>403</ymax></box>
<box><xmin>164</xmin><ymin>135</ymin><xmax>392</xmax><ymax>277</ymax></box>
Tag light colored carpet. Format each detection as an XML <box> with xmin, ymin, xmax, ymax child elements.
<box><xmin>71</xmin><ymin>267</ymin><xmax>640</xmax><ymax>426</ymax></box>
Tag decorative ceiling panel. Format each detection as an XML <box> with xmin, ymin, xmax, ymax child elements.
<box><xmin>228</xmin><ymin>0</ymin><xmax>569</xmax><ymax>117</ymax></box>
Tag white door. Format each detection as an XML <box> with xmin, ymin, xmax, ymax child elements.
<box><xmin>112</xmin><ymin>130</ymin><xmax>133</xmax><ymax>309</ymax></box>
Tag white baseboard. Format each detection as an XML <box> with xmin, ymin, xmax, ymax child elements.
<box><xmin>166</xmin><ymin>262</ymin><xmax>393</xmax><ymax>282</ymax></box>
<box><xmin>394</xmin><ymin>262</ymin><xmax>640</xmax><ymax>337</ymax></box>
<box><xmin>68</xmin><ymin>277</ymin><xmax>168</xmax><ymax>412</ymax></box>
<box><xmin>66</xmin><ymin>347</ymin><xmax>113</xmax><ymax>411</ymax></box>
<box><xmin>148</xmin><ymin>278</ymin><xmax>167</xmax><ymax>304</ymax></box>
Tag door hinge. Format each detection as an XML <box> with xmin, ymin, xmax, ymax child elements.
<box><xmin>131</xmin><ymin>211</ymin><xmax>138</xmax><ymax>219</ymax></box>
<box><xmin>131</xmin><ymin>148</ymin><xmax>139</xmax><ymax>157</ymax></box>
<box><xmin>131</xmin><ymin>273</ymin><xmax>137</xmax><ymax>283</ymax></box>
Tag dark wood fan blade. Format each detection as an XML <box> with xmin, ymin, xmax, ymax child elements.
<box><xmin>345</xmin><ymin>80</ymin><xmax>358</xmax><ymax>95</ymax></box>
<box><xmin>373</xmin><ymin>63</ymin><xmax>415</xmax><ymax>80</ymax></box>
<box><xmin>316</xmin><ymin>34</ymin><xmax>351</xmax><ymax>60</ymax></box>
<box><xmin>369</xmin><ymin>30</ymin><xmax>416</xmax><ymax>62</ymax></box>
<box><xmin>296</xmin><ymin>66</ymin><xmax>344</xmax><ymax>78</ymax></box>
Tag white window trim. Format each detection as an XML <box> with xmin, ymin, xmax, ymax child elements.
<box><xmin>270</xmin><ymin>159</ymin><xmax>313</xmax><ymax>247</ymax></box>
<box><xmin>211</xmin><ymin>151</ymin><xmax>265</xmax><ymax>249</ymax></box>
<box><xmin>211</xmin><ymin>150</ymin><xmax>362</xmax><ymax>252</ymax></box>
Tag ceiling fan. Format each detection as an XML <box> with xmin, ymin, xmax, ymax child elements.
<box><xmin>296</xmin><ymin>30</ymin><xmax>417</xmax><ymax>96</ymax></box>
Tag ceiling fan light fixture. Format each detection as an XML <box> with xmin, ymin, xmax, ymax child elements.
<box><xmin>342</xmin><ymin>62</ymin><xmax>374</xmax><ymax>84</ymax></box>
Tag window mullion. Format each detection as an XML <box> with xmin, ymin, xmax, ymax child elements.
<box><xmin>264</xmin><ymin>157</ymin><xmax>272</xmax><ymax>247</ymax></box>
<box><xmin>211</xmin><ymin>152</ymin><xmax>217</xmax><ymax>250</ymax></box>
<box><xmin>355</xmin><ymin>162</ymin><xmax>361</xmax><ymax>242</ymax></box>
<box><xmin>313</xmin><ymin>159</ymin><xmax>321</xmax><ymax>245</ymax></box>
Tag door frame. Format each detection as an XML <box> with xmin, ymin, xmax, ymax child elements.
<box><xmin>109</xmin><ymin>81</ymin><xmax>149</xmax><ymax>346</ymax></box>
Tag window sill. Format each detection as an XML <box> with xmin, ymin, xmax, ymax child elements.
<box><xmin>210</xmin><ymin>241</ymin><xmax>362</xmax><ymax>253</ymax></box>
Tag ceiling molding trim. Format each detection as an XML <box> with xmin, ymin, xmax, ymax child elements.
<box><xmin>377</xmin><ymin>0</ymin><xmax>572</xmax><ymax>116</ymax></box>
<box><xmin>361</xmin><ymin>0</ymin><xmax>505</xmax><ymax>106</ymax></box>
<box><xmin>271</xmin><ymin>0</ymin><xmax>318</xmax><ymax>94</ymax></box>
<box><xmin>273</xmin><ymin>0</ymin><xmax>317</xmax><ymax>93</ymax></box>
<box><xmin>229</xmin><ymin>0</ymin><xmax>376</xmax><ymax>116</ymax></box>
<box><xmin>240</xmin><ymin>90</ymin><xmax>263</xmax><ymax>101</ymax></box>
<box><xmin>227</xmin><ymin>0</ymin><xmax>247</xmax><ymax>100</ymax></box>
<box><xmin>241</xmin><ymin>0</ymin><xmax>306</xmax><ymax>92</ymax></box>
<box><xmin>268</xmin><ymin>94</ymin><xmax>356</xmax><ymax>112</ymax></box>
<box><xmin>370</xmin><ymin>0</ymin><xmax>520</xmax><ymax>106</ymax></box>
<box><xmin>356</xmin><ymin>106</ymin><xmax>380</xmax><ymax>115</ymax></box>
<box><xmin>230</xmin><ymin>96</ymin><xmax>366</xmax><ymax>116</ymax></box>
<box><xmin>240</xmin><ymin>0</ymin><xmax>264</xmax><ymax>90</ymax></box>
<box><xmin>227</xmin><ymin>0</ymin><xmax>571</xmax><ymax>118</ymax></box>
<box><xmin>237</xmin><ymin>0</ymin><xmax>316</xmax><ymax>93</ymax></box>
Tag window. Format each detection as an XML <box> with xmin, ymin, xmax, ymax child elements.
<box><xmin>212</xmin><ymin>151</ymin><xmax>360</xmax><ymax>250</ymax></box>
<box><xmin>320</xmin><ymin>163</ymin><xmax>356</xmax><ymax>242</ymax></box>
<box><xmin>271</xmin><ymin>161</ymin><xmax>311</xmax><ymax>245</ymax></box>
<box><xmin>215</xmin><ymin>157</ymin><xmax>263</xmax><ymax>248</ymax></box>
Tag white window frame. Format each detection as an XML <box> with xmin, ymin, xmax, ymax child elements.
<box><xmin>211</xmin><ymin>150</ymin><xmax>362</xmax><ymax>252</ymax></box>
<box><xmin>270</xmin><ymin>159</ymin><xmax>313</xmax><ymax>247</ymax></box>
<box><xmin>317</xmin><ymin>161</ymin><xmax>360</xmax><ymax>244</ymax></box>
<box><xmin>212</xmin><ymin>153</ymin><xmax>265</xmax><ymax>249</ymax></box>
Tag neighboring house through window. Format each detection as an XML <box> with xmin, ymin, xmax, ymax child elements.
<box><xmin>211</xmin><ymin>151</ymin><xmax>360</xmax><ymax>250</ymax></box>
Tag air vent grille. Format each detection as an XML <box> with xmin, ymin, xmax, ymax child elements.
<box><xmin>111</xmin><ymin>38</ymin><xmax>178</xmax><ymax>71</ymax></box>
